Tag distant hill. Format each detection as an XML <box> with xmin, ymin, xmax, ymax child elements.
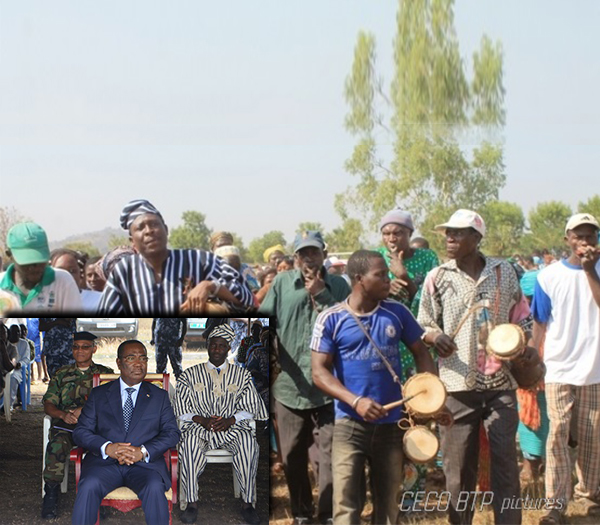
<box><xmin>49</xmin><ymin>227</ymin><xmax>127</xmax><ymax>254</ymax></box>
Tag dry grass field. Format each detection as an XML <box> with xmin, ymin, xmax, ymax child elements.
<box><xmin>270</xmin><ymin>453</ymin><xmax>600</xmax><ymax>525</ymax></box>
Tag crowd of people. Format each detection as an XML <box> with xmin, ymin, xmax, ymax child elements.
<box><xmin>261</xmin><ymin>209</ymin><xmax>599</xmax><ymax>525</ymax></box>
<box><xmin>1</xmin><ymin>200</ymin><xmax>599</xmax><ymax>525</ymax></box>
<box><xmin>0</xmin><ymin>199</ymin><xmax>273</xmax><ymax>315</ymax></box>
<box><xmin>0</xmin><ymin>318</ymin><xmax>270</xmax><ymax>525</ymax></box>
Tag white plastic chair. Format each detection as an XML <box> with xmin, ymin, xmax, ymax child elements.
<box><xmin>179</xmin><ymin>419</ymin><xmax>256</xmax><ymax>510</ymax></box>
<box><xmin>41</xmin><ymin>414</ymin><xmax>70</xmax><ymax>496</ymax></box>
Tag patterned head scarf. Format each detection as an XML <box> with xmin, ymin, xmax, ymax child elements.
<box><xmin>214</xmin><ymin>245</ymin><xmax>240</xmax><ymax>258</ymax></box>
<box><xmin>210</xmin><ymin>231</ymin><xmax>234</xmax><ymax>251</ymax></box>
<box><xmin>207</xmin><ymin>323</ymin><xmax>235</xmax><ymax>343</ymax></box>
<box><xmin>263</xmin><ymin>244</ymin><xmax>285</xmax><ymax>263</ymax></box>
<box><xmin>97</xmin><ymin>246</ymin><xmax>136</xmax><ymax>280</ymax></box>
<box><xmin>120</xmin><ymin>199</ymin><xmax>164</xmax><ymax>230</ymax></box>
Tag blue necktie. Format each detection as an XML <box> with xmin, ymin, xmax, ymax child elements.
<box><xmin>216</xmin><ymin>368</ymin><xmax>220</xmax><ymax>374</ymax></box>
<box><xmin>123</xmin><ymin>387</ymin><xmax>135</xmax><ymax>432</ymax></box>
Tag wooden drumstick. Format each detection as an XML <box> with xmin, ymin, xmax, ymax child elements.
<box><xmin>383</xmin><ymin>389</ymin><xmax>425</xmax><ymax>411</ymax></box>
<box><xmin>449</xmin><ymin>304</ymin><xmax>487</xmax><ymax>341</ymax></box>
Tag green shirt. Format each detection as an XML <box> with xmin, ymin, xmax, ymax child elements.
<box><xmin>0</xmin><ymin>264</ymin><xmax>56</xmax><ymax>307</ymax></box>
<box><xmin>260</xmin><ymin>268</ymin><xmax>350</xmax><ymax>409</ymax></box>
<box><xmin>376</xmin><ymin>247</ymin><xmax>439</xmax><ymax>315</ymax></box>
<box><xmin>43</xmin><ymin>361</ymin><xmax>114</xmax><ymax>427</ymax></box>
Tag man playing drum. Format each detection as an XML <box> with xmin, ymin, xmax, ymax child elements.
<box><xmin>417</xmin><ymin>209</ymin><xmax>533</xmax><ymax>525</ymax></box>
<box><xmin>532</xmin><ymin>213</ymin><xmax>600</xmax><ymax>525</ymax></box>
<box><xmin>311</xmin><ymin>250</ymin><xmax>451</xmax><ymax>525</ymax></box>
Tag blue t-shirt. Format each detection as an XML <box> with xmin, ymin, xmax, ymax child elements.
<box><xmin>26</xmin><ymin>317</ymin><xmax>41</xmax><ymax>352</ymax></box>
<box><xmin>311</xmin><ymin>299</ymin><xmax>424</xmax><ymax>424</ymax></box>
<box><xmin>520</xmin><ymin>269</ymin><xmax>540</xmax><ymax>298</ymax></box>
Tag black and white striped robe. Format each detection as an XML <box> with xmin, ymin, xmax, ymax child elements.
<box><xmin>97</xmin><ymin>249</ymin><xmax>254</xmax><ymax>315</ymax></box>
<box><xmin>173</xmin><ymin>361</ymin><xmax>268</xmax><ymax>505</ymax></box>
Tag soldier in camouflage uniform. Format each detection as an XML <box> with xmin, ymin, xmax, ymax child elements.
<box><xmin>39</xmin><ymin>318</ymin><xmax>77</xmax><ymax>378</ymax></box>
<box><xmin>150</xmin><ymin>318</ymin><xmax>187</xmax><ymax>379</ymax></box>
<box><xmin>41</xmin><ymin>331</ymin><xmax>113</xmax><ymax>520</ymax></box>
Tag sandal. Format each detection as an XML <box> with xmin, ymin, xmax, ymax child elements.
<box><xmin>575</xmin><ymin>496</ymin><xmax>600</xmax><ymax>516</ymax></box>
<box><xmin>539</xmin><ymin>509</ymin><xmax>565</xmax><ymax>525</ymax></box>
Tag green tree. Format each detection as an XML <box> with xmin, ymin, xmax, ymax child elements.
<box><xmin>527</xmin><ymin>201</ymin><xmax>572</xmax><ymax>253</ymax></box>
<box><xmin>169</xmin><ymin>211</ymin><xmax>212</xmax><ymax>250</ymax></box>
<box><xmin>339</xmin><ymin>0</ymin><xmax>506</xmax><ymax>238</ymax></box>
<box><xmin>326</xmin><ymin>218</ymin><xmax>365</xmax><ymax>254</ymax></box>
<box><xmin>108</xmin><ymin>234</ymin><xmax>130</xmax><ymax>250</ymax></box>
<box><xmin>247</xmin><ymin>231</ymin><xmax>287</xmax><ymax>264</ymax></box>
<box><xmin>577</xmin><ymin>194</ymin><xmax>600</xmax><ymax>220</ymax></box>
<box><xmin>479</xmin><ymin>201</ymin><xmax>525</xmax><ymax>257</ymax></box>
<box><xmin>0</xmin><ymin>206</ymin><xmax>29</xmax><ymax>255</ymax></box>
<box><xmin>230</xmin><ymin>232</ymin><xmax>249</xmax><ymax>262</ymax></box>
<box><xmin>62</xmin><ymin>242</ymin><xmax>101</xmax><ymax>258</ymax></box>
<box><xmin>295</xmin><ymin>222</ymin><xmax>326</xmax><ymax>235</ymax></box>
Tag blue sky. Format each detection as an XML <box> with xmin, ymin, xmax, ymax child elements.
<box><xmin>1</xmin><ymin>1</ymin><xmax>599</xmax><ymax>246</ymax></box>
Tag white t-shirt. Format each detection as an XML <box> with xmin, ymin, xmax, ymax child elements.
<box><xmin>81</xmin><ymin>289</ymin><xmax>102</xmax><ymax>312</ymax></box>
<box><xmin>0</xmin><ymin>268</ymin><xmax>82</xmax><ymax>312</ymax></box>
<box><xmin>532</xmin><ymin>259</ymin><xmax>600</xmax><ymax>385</ymax></box>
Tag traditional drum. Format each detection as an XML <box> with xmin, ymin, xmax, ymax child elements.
<box><xmin>402</xmin><ymin>372</ymin><xmax>447</xmax><ymax>418</ymax></box>
<box><xmin>510</xmin><ymin>346</ymin><xmax>546</xmax><ymax>389</ymax></box>
<box><xmin>403</xmin><ymin>426</ymin><xmax>440</xmax><ymax>464</ymax></box>
<box><xmin>487</xmin><ymin>324</ymin><xmax>526</xmax><ymax>360</ymax></box>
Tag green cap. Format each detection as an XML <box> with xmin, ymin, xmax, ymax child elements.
<box><xmin>6</xmin><ymin>222</ymin><xmax>50</xmax><ymax>265</ymax></box>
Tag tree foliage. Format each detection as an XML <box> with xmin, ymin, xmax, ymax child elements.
<box><xmin>479</xmin><ymin>201</ymin><xmax>525</xmax><ymax>256</ymax></box>
<box><xmin>108</xmin><ymin>234</ymin><xmax>130</xmax><ymax>250</ymax></box>
<box><xmin>295</xmin><ymin>222</ymin><xmax>326</xmax><ymax>235</ymax></box>
<box><xmin>0</xmin><ymin>206</ymin><xmax>29</xmax><ymax>256</ymax></box>
<box><xmin>527</xmin><ymin>201</ymin><xmax>572</xmax><ymax>253</ymax></box>
<box><xmin>62</xmin><ymin>242</ymin><xmax>101</xmax><ymax>259</ymax></box>
<box><xmin>230</xmin><ymin>232</ymin><xmax>249</xmax><ymax>262</ymax></box>
<box><xmin>169</xmin><ymin>211</ymin><xmax>212</xmax><ymax>250</ymax></box>
<box><xmin>340</xmin><ymin>0</ymin><xmax>506</xmax><ymax>238</ymax></box>
<box><xmin>247</xmin><ymin>231</ymin><xmax>287</xmax><ymax>264</ymax></box>
<box><xmin>577</xmin><ymin>194</ymin><xmax>600</xmax><ymax>221</ymax></box>
<box><xmin>326</xmin><ymin>218</ymin><xmax>366</xmax><ymax>254</ymax></box>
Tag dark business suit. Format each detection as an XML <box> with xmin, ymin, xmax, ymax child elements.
<box><xmin>72</xmin><ymin>379</ymin><xmax>181</xmax><ymax>525</ymax></box>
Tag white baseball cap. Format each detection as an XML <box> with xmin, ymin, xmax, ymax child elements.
<box><xmin>327</xmin><ymin>256</ymin><xmax>346</xmax><ymax>267</ymax></box>
<box><xmin>565</xmin><ymin>213</ymin><xmax>599</xmax><ymax>234</ymax></box>
<box><xmin>435</xmin><ymin>209</ymin><xmax>486</xmax><ymax>237</ymax></box>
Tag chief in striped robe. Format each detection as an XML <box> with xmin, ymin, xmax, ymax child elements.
<box><xmin>97</xmin><ymin>199</ymin><xmax>254</xmax><ymax>315</ymax></box>
<box><xmin>173</xmin><ymin>324</ymin><xmax>268</xmax><ymax>525</ymax></box>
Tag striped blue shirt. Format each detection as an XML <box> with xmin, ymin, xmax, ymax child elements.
<box><xmin>97</xmin><ymin>249</ymin><xmax>253</xmax><ymax>315</ymax></box>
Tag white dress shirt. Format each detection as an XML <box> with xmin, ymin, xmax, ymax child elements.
<box><xmin>100</xmin><ymin>379</ymin><xmax>149</xmax><ymax>461</ymax></box>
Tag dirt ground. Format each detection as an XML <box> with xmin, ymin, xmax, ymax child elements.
<box><xmin>0</xmin><ymin>340</ymin><xmax>269</xmax><ymax>525</ymax></box>
<box><xmin>269</xmin><ymin>441</ymin><xmax>599</xmax><ymax>525</ymax></box>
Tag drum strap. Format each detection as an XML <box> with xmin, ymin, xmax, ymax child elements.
<box><xmin>343</xmin><ymin>304</ymin><xmax>403</xmax><ymax>390</ymax></box>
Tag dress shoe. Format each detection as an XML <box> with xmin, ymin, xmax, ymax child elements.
<box><xmin>41</xmin><ymin>483</ymin><xmax>60</xmax><ymax>519</ymax></box>
<box><xmin>240</xmin><ymin>505</ymin><xmax>261</xmax><ymax>525</ymax></box>
<box><xmin>180</xmin><ymin>505</ymin><xmax>198</xmax><ymax>524</ymax></box>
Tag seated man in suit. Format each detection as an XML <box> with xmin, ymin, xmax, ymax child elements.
<box><xmin>72</xmin><ymin>339</ymin><xmax>181</xmax><ymax>525</ymax></box>
<box><xmin>174</xmin><ymin>323</ymin><xmax>268</xmax><ymax>525</ymax></box>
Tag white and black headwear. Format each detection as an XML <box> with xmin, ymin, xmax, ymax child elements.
<box><xmin>207</xmin><ymin>323</ymin><xmax>235</xmax><ymax>344</ymax></box>
<box><xmin>120</xmin><ymin>199</ymin><xmax>165</xmax><ymax>230</ymax></box>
